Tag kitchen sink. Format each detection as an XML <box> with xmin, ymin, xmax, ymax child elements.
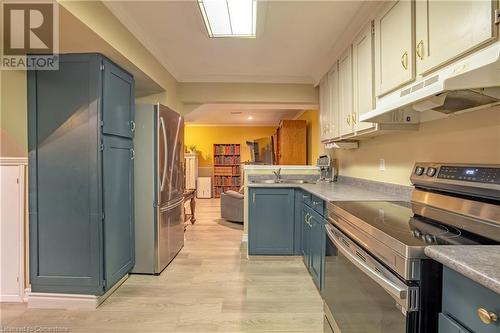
<box><xmin>251</xmin><ymin>179</ymin><xmax>280</xmax><ymax>184</ymax></box>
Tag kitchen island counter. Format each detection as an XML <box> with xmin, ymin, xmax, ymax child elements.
<box><xmin>247</xmin><ymin>176</ymin><xmax>413</xmax><ymax>202</ymax></box>
<box><xmin>425</xmin><ymin>245</ymin><xmax>500</xmax><ymax>294</ymax></box>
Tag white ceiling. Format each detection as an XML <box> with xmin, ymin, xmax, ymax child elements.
<box><xmin>104</xmin><ymin>0</ymin><xmax>367</xmax><ymax>84</ymax></box>
<box><xmin>184</xmin><ymin>103</ymin><xmax>316</xmax><ymax>126</ymax></box>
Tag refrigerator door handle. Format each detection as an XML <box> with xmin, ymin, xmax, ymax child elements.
<box><xmin>160</xmin><ymin>116</ymin><xmax>168</xmax><ymax>191</ymax></box>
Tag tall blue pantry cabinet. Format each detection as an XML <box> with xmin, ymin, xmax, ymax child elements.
<box><xmin>28</xmin><ymin>54</ymin><xmax>135</xmax><ymax>295</ymax></box>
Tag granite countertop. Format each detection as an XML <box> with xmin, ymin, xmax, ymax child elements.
<box><xmin>247</xmin><ymin>180</ymin><xmax>410</xmax><ymax>202</ymax></box>
<box><xmin>425</xmin><ymin>246</ymin><xmax>500</xmax><ymax>294</ymax></box>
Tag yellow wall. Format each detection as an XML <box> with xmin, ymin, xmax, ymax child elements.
<box><xmin>296</xmin><ymin>109</ymin><xmax>322</xmax><ymax>165</ymax></box>
<box><xmin>334</xmin><ymin>107</ymin><xmax>500</xmax><ymax>186</ymax></box>
<box><xmin>0</xmin><ymin>70</ymin><xmax>28</xmax><ymax>157</ymax></box>
<box><xmin>184</xmin><ymin>125</ymin><xmax>276</xmax><ymax>174</ymax></box>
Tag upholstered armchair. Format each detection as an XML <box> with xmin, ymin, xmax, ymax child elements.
<box><xmin>220</xmin><ymin>190</ymin><xmax>244</xmax><ymax>223</ymax></box>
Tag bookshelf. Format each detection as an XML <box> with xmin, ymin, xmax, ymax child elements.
<box><xmin>213</xmin><ymin>144</ymin><xmax>241</xmax><ymax>198</ymax></box>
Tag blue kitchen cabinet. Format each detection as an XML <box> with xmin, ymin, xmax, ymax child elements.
<box><xmin>248</xmin><ymin>188</ymin><xmax>295</xmax><ymax>255</ymax></box>
<box><xmin>28</xmin><ymin>53</ymin><xmax>135</xmax><ymax>295</ymax></box>
<box><xmin>439</xmin><ymin>313</ymin><xmax>471</xmax><ymax>333</ymax></box>
<box><xmin>301</xmin><ymin>204</ymin><xmax>310</xmax><ymax>265</ymax></box>
<box><xmin>294</xmin><ymin>190</ymin><xmax>305</xmax><ymax>255</ymax></box>
<box><xmin>309</xmin><ymin>210</ymin><xmax>325</xmax><ymax>289</ymax></box>
<box><xmin>102</xmin><ymin>59</ymin><xmax>135</xmax><ymax>138</ymax></box>
<box><xmin>248</xmin><ymin>186</ymin><xmax>326</xmax><ymax>289</ymax></box>
<box><xmin>102</xmin><ymin>136</ymin><xmax>135</xmax><ymax>289</ymax></box>
<box><xmin>439</xmin><ymin>267</ymin><xmax>499</xmax><ymax>333</ymax></box>
<box><xmin>310</xmin><ymin>195</ymin><xmax>325</xmax><ymax>216</ymax></box>
<box><xmin>304</xmin><ymin>205</ymin><xmax>325</xmax><ymax>289</ymax></box>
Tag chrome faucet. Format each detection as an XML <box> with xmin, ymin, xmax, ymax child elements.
<box><xmin>273</xmin><ymin>168</ymin><xmax>282</xmax><ymax>182</ymax></box>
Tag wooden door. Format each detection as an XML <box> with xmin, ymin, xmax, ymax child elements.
<box><xmin>338</xmin><ymin>46</ymin><xmax>354</xmax><ymax>137</ymax></box>
<box><xmin>277</xmin><ymin>120</ymin><xmax>306</xmax><ymax>165</ymax></box>
<box><xmin>375</xmin><ymin>0</ymin><xmax>415</xmax><ymax>96</ymax></box>
<box><xmin>353</xmin><ymin>21</ymin><xmax>376</xmax><ymax>132</ymax></box>
<box><xmin>416</xmin><ymin>0</ymin><xmax>494</xmax><ymax>75</ymax></box>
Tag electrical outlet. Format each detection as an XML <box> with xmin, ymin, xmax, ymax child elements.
<box><xmin>379</xmin><ymin>158</ymin><xmax>385</xmax><ymax>171</ymax></box>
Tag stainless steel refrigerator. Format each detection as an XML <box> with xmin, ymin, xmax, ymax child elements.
<box><xmin>132</xmin><ymin>104</ymin><xmax>184</xmax><ymax>274</ymax></box>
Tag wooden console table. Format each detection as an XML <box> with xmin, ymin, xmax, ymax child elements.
<box><xmin>184</xmin><ymin>189</ymin><xmax>196</xmax><ymax>224</ymax></box>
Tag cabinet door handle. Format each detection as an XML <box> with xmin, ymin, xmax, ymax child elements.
<box><xmin>304</xmin><ymin>213</ymin><xmax>310</xmax><ymax>224</ymax></box>
<box><xmin>416</xmin><ymin>40</ymin><xmax>424</xmax><ymax>60</ymax></box>
<box><xmin>130</xmin><ymin>120</ymin><xmax>136</xmax><ymax>132</ymax></box>
<box><xmin>307</xmin><ymin>215</ymin><xmax>313</xmax><ymax>226</ymax></box>
<box><xmin>130</xmin><ymin>148</ymin><xmax>136</xmax><ymax>160</ymax></box>
<box><xmin>351</xmin><ymin>113</ymin><xmax>357</xmax><ymax>124</ymax></box>
<box><xmin>401</xmin><ymin>51</ymin><xmax>408</xmax><ymax>70</ymax></box>
<box><xmin>478</xmin><ymin>308</ymin><xmax>498</xmax><ymax>324</ymax></box>
<box><xmin>346</xmin><ymin>115</ymin><xmax>350</xmax><ymax>125</ymax></box>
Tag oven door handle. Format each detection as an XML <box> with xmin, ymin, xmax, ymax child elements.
<box><xmin>325</xmin><ymin>223</ymin><xmax>408</xmax><ymax>302</ymax></box>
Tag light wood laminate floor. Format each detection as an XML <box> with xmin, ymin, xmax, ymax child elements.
<box><xmin>1</xmin><ymin>199</ymin><xmax>323</xmax><ymax>332</ymax></box>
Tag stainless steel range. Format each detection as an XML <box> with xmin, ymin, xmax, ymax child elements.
<box><xmin>323</xmin><ymin>162</ymin><xmax>500</xmax><ymax>333</ymax></box>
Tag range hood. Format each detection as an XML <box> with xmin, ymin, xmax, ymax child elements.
<box><xmin>361</xmin><ymin>42</ymin><xmax>500</xmax><ymax>124</ymax></box>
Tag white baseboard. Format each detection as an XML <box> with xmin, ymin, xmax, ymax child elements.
<box><xmin>24</xmin><ymin>288</ymin><xmax>30</xmax><ymax>302</ymax></box>
<box><xmin>0</xmin><ymin>294</ymin><xmax>24</xmax><ymax>302</ymax></box>
<box><xmin>27</xmin><ymin>274</ymin><xmax>128</xmax><ymax>309</ymax></box>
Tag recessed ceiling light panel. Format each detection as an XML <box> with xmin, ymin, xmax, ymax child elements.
<box><xmin>198</xmin><ymin>0</ymin><xmax>257</xmax><ymax>38</ymax></box>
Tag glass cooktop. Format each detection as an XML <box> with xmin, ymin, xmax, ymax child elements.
<box><xmin>331</xmin><ymin>201</ymin><xmax>497</xmax><ymax>247</ymax></box>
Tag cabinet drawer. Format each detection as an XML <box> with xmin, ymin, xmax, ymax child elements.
<box><xmin>302</xmin><ymin>192</ymin><xmax>312</xmax><ymax>206</ymax></box>
<box><xmin>310</xmin><ymin>195</ymin><xmax>325</xmax><ymax>216</ymax></box>
<box><xmin>439</xmin><ymin>313</ymin><xmax>471</xmax><ymax>333</ymax></box>
<box><xmin>442</xmin><ymin>267</ymin><xmax>500</xmax><ymax>333</ymax></box>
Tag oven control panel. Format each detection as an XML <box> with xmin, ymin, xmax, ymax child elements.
<box><xmin>411</xmin><ymin>163</ymin><xmax>500</xmax><ymax>186</ymax></box>
<box><xmin>437</xmin><ymin>166</ymin><xmax>500</xmax><ymax>184</ymax></box>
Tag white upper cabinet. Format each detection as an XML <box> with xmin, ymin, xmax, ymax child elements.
<box><xmin>319</xmin><ymin>74</ymin><xmax>331</xmax><ymax>142</ymax></box>
<box><xmin>375</xmin><ymin>0</ymin><xmax>415</xmax><ymax>97</ymax></box>
<box><xmin>338</xmin><ymin>46</ymin><xmax>354</xmax><ymax>137</ymax></box>
<box><xmin>353</xmin><ymin>21</ymin><xmax>376</xmax><ymax>132</ymax></box>
<box><xmin>328</xmin><ymin>65</ymin><xmax>340</xmax><ymax>139</ymax></box>
<box><xmin>415</xmin><ymin>0</ymin><xmax>496</xmax><ymax>75</ymax></box>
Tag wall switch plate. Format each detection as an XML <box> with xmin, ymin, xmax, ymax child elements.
<box><xmin>379</xmin><ymin>159</ymin><xmax>385</xmax><ymax>171</ymax></box>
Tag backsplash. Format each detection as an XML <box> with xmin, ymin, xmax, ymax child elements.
<box><xmin>338</xmin><ymin>176</ymin><xmax>414</xmax><ymax>202</ymax></box>
<box><xmin>333</xmin><ymin>107</ymin><xmax>500</xmax><ymax>186</ymax></box>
